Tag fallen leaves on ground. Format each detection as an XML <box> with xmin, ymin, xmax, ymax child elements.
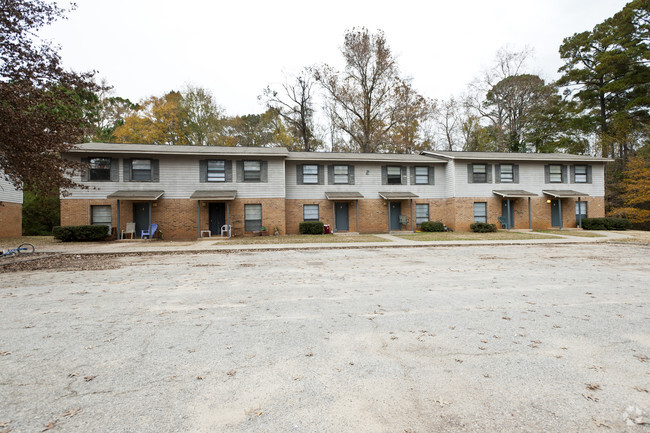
<box><xmin>61</xmin><ymin>407</ymin><xmax>81</xmax><ymax>418</ymax></box>
<box><xmin>83</xmin><ymin>375</ymin><xmax>97</xmax><ymax>382</ymax></box>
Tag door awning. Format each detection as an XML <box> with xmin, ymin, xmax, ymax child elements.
<box><xmin>107</xmin><ymin>190</ymin><xmax>164</xmax><ymax>200</ymax></box>
<box><xmin>542</xmin><ymin>190</ymin><xmax>590</xmax><ymax>198</ymax></box>
<box><xmin>325</xmin><ymin>191</ymin><xmax>364</xmax><ymax>200</ymax></box>
<box><xmin>493</xmin><ymin>190</ymin><xmax>538</xmax><ymax>198</ymax></box>
<box><xmin>190</xmin><ymin>190</ymin><xmax>237</xmax><ymax>201</ymax></box>
<box><xmin>378</xmin><ymin>192</ymin><xmax>418</xmax><ymax>200</ymax></box>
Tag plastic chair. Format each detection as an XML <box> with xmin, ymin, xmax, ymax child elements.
<box><xmin>498</xmin><ymin>216</ymin><xmax>508</xmax><ymax>229</ymax></box>
<box><xmin>221</xmin><ymin>224</ymin><xmax>232</xmax><ymax>238</ymax></box>
<box><xmin>122</xmin><ymin>222</ymin><xmax>136</xmax><ymax>239</ymax></box>
<box><xmin>141</xmin><ymin>223</ymin><xmax>158</xmax><ymax>239</ymax></box>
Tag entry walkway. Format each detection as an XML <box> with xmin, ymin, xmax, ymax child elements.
<box><xmin>31</xmin><ymin>230</ymin><xmax>634</xmax><ymax>255</ymax></box>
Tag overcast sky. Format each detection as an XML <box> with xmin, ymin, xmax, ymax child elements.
<box><xmin>42</xmin><ymin>0</ymin><xmax>628</xmax><ymax>116</ymax></box>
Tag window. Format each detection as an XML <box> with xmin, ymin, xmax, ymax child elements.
<box><xmin>499</xmin><ymin>164</ymin><xmax>513</xmax><ymax>183</ymax></box>
<box><xmin>414</xmin><ymin>167</ymin><xmax>429</xmax><ymax>184</ymax></box>
<box><xmin>244</xmin><ymin>204</ymin><xmax>262</xmax><ymax>232</ymax></box>
<box><xmin>333</xmin><ymin>165</ymin><xmax>349</xmax><ymax>184</ymax></box>
<box><xmin>472</xmin><ymin>164</ymin><xmax>487</xmax><ymax>183</ymax></box>
<box><xmin>387</xmin><ymin>166</ymin><xmax>402</xmax><ymax>184</ymax></box>
<box><xmin>303</xmin><ymin>204</ymin><xmax>319</xmax><ymax>221</ymax></box>
<box><xmin>302</xmin><ymin>165</ymin><xmax>319</xmax><ymax>184</ymax></box>
<box><xmin>576</xmin><ymin>201</ymin><xmax>588</xmax><ymax>225</ymax></box>
<box><xmin>574</xmin><ymin>165</ymin><xmax>587</xmax><ymax>183</ymax></box>
<box><xmin>549</xmin><ymin>164</ymin><xmax>562</xmax><ymax>183</ymax></box>
<box><xmin>132</xmin><ymin>159</ymin><xmax>152</xmax><ymax>181</ymax></box>
<box><xmin>243</xmin><ymin>161</ymin><xmax>261</xmax><ymax>181</ymax></box>
<box><xmin>91</xmin><ymin>205</ymin><xmax>111</xmax><ymax>232</ymax></box>
<box><xmin>473</xmin><ymin>202</ymin><xmax>487</xmax><ymax>223</ymax></box>
<box><xmin>89</xmin><ymin>158</ymin><xmax>111</xmax><ymax>181</ymax></box>
<box><xmin>207</xmin><ymin>160</ymin><xmax>226</xmax><ymax>182</ymax></box>
<box><xmin>416</xmin><ymin>204</ymin><xmax>429</xmax><ymax>226</ymax></box>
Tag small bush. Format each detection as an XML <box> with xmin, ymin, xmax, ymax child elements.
<box><xmin>299</xmin><ymin>221</ymin><xmax>324</xmax><ymax>235</ymax></box>
<box><xmin>420</xmin><ymin>221</ymin><xmax>445</xmax><ymax>232</ymax></box>
<box><xmin>470</xmin><ymin>222</ymin><xmax>497</xmax><ymax>233</ymax></box>
<box><xmin>52</xmin><ymin>225</ymin><xmax>109</xmax><ymax>242</ymax></box>
<box><xmin>581</xmin><ymin>217</ymin><xmax>632</xmax><ymax>230</ymax></box>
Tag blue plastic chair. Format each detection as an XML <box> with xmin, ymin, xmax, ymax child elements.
<box><xmin>498</xmin><ymin>216</ymin><xmax>508</xmax><ymax>229</ymax></box>
<box><xmin>141</xmin><ymin>223</ymin><xmax>158</xmax><ymax>239</ymax></box>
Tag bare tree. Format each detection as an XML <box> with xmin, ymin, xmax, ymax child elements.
<box><xmin>261</xmin><ymin>68</ymin><xmax>319</xmax><ymax>151</ymax></box>
<box><xmin>314</xmin><ymin>28</ymin><xmax>402</xmax><ymax>153</ymax></box>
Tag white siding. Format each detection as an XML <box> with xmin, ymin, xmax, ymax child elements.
<box><xmin>0</xmin><ymin>173</ymin><xmax>23</xmax><ymax>204</ymax></box>
<box><xmin>65</xmin><ymin>155</ymin><xmax>286</xmax><ymax>199</ymax></box>
<box><xmin>285</xmin><ymin>162</ymin><xmax>446</xmax><ymax>199</ymax></box>
<box><xmin>454</xmin><ymin>161</ymin><xmax>606</xmax><ymax>198</ymax></box>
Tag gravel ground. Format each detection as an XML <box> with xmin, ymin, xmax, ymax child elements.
<box><xmin>1</xmin><ymin>244</ymin><xmax>649</xmax><ymax>432</ymax></box>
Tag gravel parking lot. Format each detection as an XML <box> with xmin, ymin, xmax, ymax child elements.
<box><xmin>1</xmin><ymin>243</ymin><xmax>649</xmax><ymax>432</ymax></box>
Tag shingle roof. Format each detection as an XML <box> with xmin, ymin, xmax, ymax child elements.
<box><xmin>422</xmin><ymin>151</ymin><xmax>612</xmax><ymax>162</ymax></box>
<box><xmin>287</xmin><ymin>151</ymin><xmax>443</xmax><ymax>163</ymax></box>
<box><xmin>67</xmin><ymin>143</ymin><xmax>289</xmax><ymax>157</ymax></box>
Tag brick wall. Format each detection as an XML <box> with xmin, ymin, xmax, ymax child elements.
<box><xmin>0</xmin><ymin>202</ymin><xmax>22</xmax><ymax>237</ymax></box>
<box><xmin>62</xmin><ymin>198</ymin><xmax>287</xmax><ymax>240</ymax></box>
<box><xmin>449</xmin><ymin>196</ymin><xmax>606</xmax><ymax>231</ymax></box>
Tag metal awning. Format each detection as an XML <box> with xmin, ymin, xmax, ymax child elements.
<box><xmin>493</xmin><ymin>190</ymin><xmax>538</xmax><ymax>198</ymax></box>
<box><xmin>325</xmin><ymin>191</ymin><xmax>364</xmax><ymax>200</ymax></box>
<box><xmin>107</xmin><ymin>190</ymin><xmax>164</xmax><ymax>200</ymax></box>
<box><xmin>542</xmin><ymin>190</ymin><xmax>590</xmax><ymax>198</ymax></box>
<box><xmin>378</xmin><ymin>192</ymin><xmax>419</xmax><ymax>200</ymax></box>
<box><xmin>190</xmin><ymin>190</ymin><xmax>237</xmax><ymax>201</ymax></box>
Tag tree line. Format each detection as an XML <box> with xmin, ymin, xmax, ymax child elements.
<box><xmin>1</xmin><ymin>0</ymin><xmax>649</xmax><ymax>229</ymax></box>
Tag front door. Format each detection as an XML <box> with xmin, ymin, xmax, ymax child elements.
<box><xmin>209</xmin><ymin>203</ymin><xmax>226</xmax><ymax>235</ymax></box>
<box><xmin>551</xmin><ymin>200</ymin><xmax>561</xmax><ymax>227</ymax></box>
<box><xmin>133</xmin><ymin>202</ymin><xmax>150</xmax><ymax>235</ymax></box>
<box><xmin>501</xmin><ymin>200</ymin><xmax>515</xmax><ymax>228</ymax></box>
<box><xmin>389</xmin><ymin>201</ymin><xmax>401</xmax><ymax>230</ymax></box>
<box><xmin>335</xmin><ymin>202</ymin><xmax>349</xmax><ymax>231</ymax></box>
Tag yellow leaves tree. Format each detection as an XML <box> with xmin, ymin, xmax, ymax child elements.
<box><xmin>610</xmin><ymin>156</ymin><xmax>650</xmax><ymax>223</ymax></box>
<box><xmin>114</xmin><ymin>91</ymin><xmax>188</xmax><ymax>145</ymax></box>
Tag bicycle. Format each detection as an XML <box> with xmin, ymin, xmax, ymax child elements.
<box><xmin>1</xmin><ymin>243</ymin><xmax>35</xmax><ymax>257</ymax></box>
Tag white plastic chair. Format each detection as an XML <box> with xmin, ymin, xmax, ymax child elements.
<box><xmin>221</xmin><ymin>224</ymin><xmax>232</xmax><ymax>238</ymax></box>
<box><xmin>122</xmin><ymin>222</ymin><xmax>136</xmax><ymax>239</ymax></box>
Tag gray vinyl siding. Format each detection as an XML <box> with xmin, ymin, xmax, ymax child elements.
<box><xmin>63</xmin><ymin>155</ymin><xmax>286</xmax><ymax>199</ymax></box>
<box><xmin>453</xmin><ymin>161</ymin><xmax>606</xmax><ymax>198</ymax></box>
<box><xmin>286</xmin><ymin>161</ymin><xmax>446</xmax><ymax>200</ymax></box>
<box><xmin>0</xmin><ymin>174</ymin><xmax>23</xmax><ymax>204</ymax></box>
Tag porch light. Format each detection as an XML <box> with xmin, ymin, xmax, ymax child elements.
<box><xmin>546</xmin><ymin>199</ymin><xmax>552</xmax><ymax>203</ymax></box>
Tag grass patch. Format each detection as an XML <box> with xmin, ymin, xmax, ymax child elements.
<box><xmin>606</xmin><ymin>230</ymin><xmax>650</xmax><ymax>244</ymax></box>
<box><xmin>215</xmin><ymin>234</ymin><xmax>388</xmax><ymax>245</ymax></box>
<box><xmin>534</xmin><ymin>230</ymin><xmax>606</xmax><ymax>238</ymax></box>
<box><xmin>395</xmin><ymin>231</ymin><xmax>559</xmax><ymax>241</ymax></box>
<box><xmin>0</xmin><ymin>236</ymin><xmax>59</xmax><ymax>249</ymax></box>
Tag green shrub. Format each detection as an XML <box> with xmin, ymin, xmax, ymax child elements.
<box><xmin>299</xmin><ymin>221</ymin><xmax>324</xmax><ymax>235</ymax></box>
<box><xmin>52</xmin><ymin>225</ymin><xmax>109</xmax><ymax>242</ymax></box>
<box><xmin>581</xmin><ymin>217</ymin><xmax>632</xmax><ymax>230</ymax></box>
<box><xmin>470</xmin><ymin>222</ymin><xmax>497</xmax><ymax>233</ymax></box>
<box><xmin>420</xmin><ymin>221</ymin><xmax>445</xmax><ymax>232</ymax></box>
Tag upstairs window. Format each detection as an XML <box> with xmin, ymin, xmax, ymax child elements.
<box><xmin>243</xmin><ymin>161</ymin><xmax>261</xmax><ymax>181</ymax></box>
<box><xmin>207</xmin><ymin>160</ymin><xmax>226</xmax><ymax>182</ymax></box>
<box><xmin>387</xmin><ymin>166</ymin><xmax>402</xmax><ymax>184</ymax></box>
<box><xmin>574</xmin><ymin>165</ymin><xmax>588</xmax><ymax>183</ymax></box>
<box><xmin>499</xmin><ymin>164</ymin><xmax>513</xmax><ymax>182</ymax></box>
<box><xmin>333</xmin><ymin>165</ymin><xmax>349</xmax><ymax>184</ymax></box>
<box><xmin>549</xmin><ymin>164</ymin><xmax>562</xmax><ymax>183</ymax></box>
<box><xmin>302</xmin><ymin>165</ymin><xmax>319</xmax><ymax>184</ymax></box>
<box><xmin>89</xmin><ymin>158</ymin><xmax>111</xmax><ymax>181</ymax></box>
<box><xmin>132</xmin><ymin>159</ymin><xmax>152</xmax><ymax>181</ymax></box>
<box><xmin>414</xmin><ymin>167</ymin><xmax>429</xmax><ymax>184</ymax></box>
<box><xmin>472</xmin><ymin>164</ymin><xmax>487</xmax><ymax>183</ymax></box>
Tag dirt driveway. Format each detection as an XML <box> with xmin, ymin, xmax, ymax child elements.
<box><xmin>1</xmin><ymin>244</ymin><xmax>649</xmax><ymax>432</ymax></box>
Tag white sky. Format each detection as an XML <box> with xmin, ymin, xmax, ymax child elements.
<box><xmin>42</xmin><ymin>0</ymin><xmax>628</xmax><ymax>116</ymax></box>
